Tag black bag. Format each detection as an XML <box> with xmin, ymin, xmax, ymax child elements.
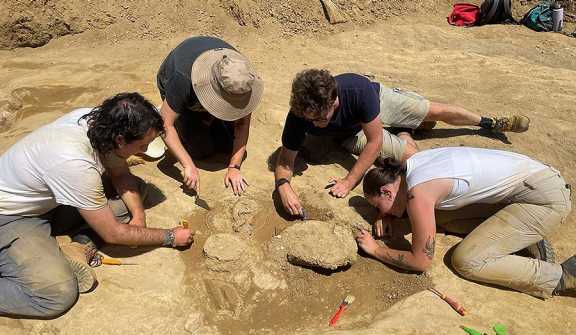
<box><xmin>479</xmin><ymin>0</ymin><xmax>516</xmax><ymax>25</ymax></box>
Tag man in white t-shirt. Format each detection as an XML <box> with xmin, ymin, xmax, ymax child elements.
<box><xmin>0</xmin><ymin>92</ymin><xmax>194</xmax><ymax>318</ymax></box>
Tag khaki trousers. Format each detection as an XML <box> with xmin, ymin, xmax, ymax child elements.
<box><xmin>440</xmin><ymin>167</ymin><xmax>572</xmax><ymax>298</ymax></box>
<box><xmin>341</xmin><ymin>84</ymin><xmax>430</xmax><ymax>161</ymax></box>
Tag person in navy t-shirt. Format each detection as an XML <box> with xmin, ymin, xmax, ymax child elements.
<box><xmin>274</xmin><ymin>69</ymin><xmax>530</xmax><ymax>217</ymax></box>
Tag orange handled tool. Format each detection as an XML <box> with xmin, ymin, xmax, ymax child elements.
<box><xmin>329</xmin><ymin>295</ymin><xmax>355</xmax><ymax>327</ymax></box>
<box><xmin>101</xmin><ymin>257</ymin><xmax>138</xmax><ymax>266</ymax></box>
<box><xmin>429</xmin><ymin>288</ymin><xmax>466</xmax><ymax>316</ymax></box>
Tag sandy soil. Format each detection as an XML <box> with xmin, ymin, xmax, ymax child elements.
<box><xmin>1</xmin><ymin>0</ymin><xmax>576</xmax><ymax>334</ymax></box>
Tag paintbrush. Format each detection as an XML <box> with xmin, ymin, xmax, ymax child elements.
<box><xmin>429</xmin><ymin>288</ymin><xmax>466</xmax><ymax>316</ymax></box>
<box><xmin>329</xmin><ymin>295</ymin><xmax>355</xmax><ymax>327</ymax></box>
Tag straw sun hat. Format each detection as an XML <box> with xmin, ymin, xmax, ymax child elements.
<box><xmin>191</xmin><ymin>48</ymin><xmax>264</xmax><ymax>122</ymax></box>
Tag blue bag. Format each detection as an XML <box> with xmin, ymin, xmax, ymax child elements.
<box><xmin>522</xmin><ymin>1</ymin><xmax>554</xmax><ymax>32</ymax></box>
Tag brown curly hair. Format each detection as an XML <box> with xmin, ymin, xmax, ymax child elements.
<box><xmin>289</xmin><ymin>69</ymin><xmax>338</xmax><ymax>118</ymax></box>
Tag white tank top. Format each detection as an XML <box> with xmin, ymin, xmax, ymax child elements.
<box><xmin>405</xmin><ymin>147</ymin><xmax>547</xmax><ymax>210</ymax></box>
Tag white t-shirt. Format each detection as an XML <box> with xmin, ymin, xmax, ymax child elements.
<box><xmin>406</xmin><ymin>147</ymin><xmax>547</xmax><ymax>210</ymax></box>
<box><xmin>0</xmin><ymin>108</ymin><xmax>110</xmax><ymax>216</ymax></box>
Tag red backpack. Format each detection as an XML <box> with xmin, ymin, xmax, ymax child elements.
<box><xmin>448</xmin><ymin>3</ymin><xmax>481</xmax><ymax>27</ymax></box>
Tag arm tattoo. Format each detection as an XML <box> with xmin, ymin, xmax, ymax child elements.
<box><xmin>389</xmin><ymin>254</ymin><xmax>406</xmax><ymax>268</ymax></box>
<box><xmin>407</xmin><ymin>193</ymin><xmax>415</xmax><ymax>201</ymax></box>
<box><xmin>423</xmin><ymin>236</ymin><xmax>435</xmax><ymax>260</ymax></box>
<box><xmin>385</xmin><ymin>252</ymin><xmax>417</xmax><ymax>271</ymax></box>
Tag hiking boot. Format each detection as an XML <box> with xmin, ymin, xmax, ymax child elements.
<box><xmin>59</xmin><ymin>242</ymin><xmax>99</xmax><ymax>293</ymax></box>
<box><xmin>554</xmin><ymin>255</ymin><xmax>576</xmax><ymax>296</ymax></box>
<box><xmin>523</xmin><ymin>239</ymin><xmax>556</xmax><ymax>263</ymax></box>
<box><xmin>491</xmin><ymin>115</ymin><xmax>530</xmax><ymax>133</ymax></box>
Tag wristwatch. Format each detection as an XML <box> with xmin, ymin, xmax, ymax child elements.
<box><xmin>162</xmin><ymin>229</ymin><xmax>176</xmax><ymax>247</ymax></box>
<box><xmin>228</xmin><ymin>164</ymin><xmax>241</xmax><ymax>170</ymax></box>
<box><xmin>275</xmin><ymin>178</ymin><xmax>290</xmax><ymax>189</ymax></box>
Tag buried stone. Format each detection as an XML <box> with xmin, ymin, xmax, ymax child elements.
<box><xmin>203</xmin><ymin>233</ymin><xmax>248</xmax><ymax>272</ymax></box>
<box><xmin>282</xmin><ymin>220</ymin><xmax>357</xmax><ymax>270</ymax></box>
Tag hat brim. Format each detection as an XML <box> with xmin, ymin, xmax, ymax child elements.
<box><xmin>143</xmin><ymin>136</ymin><xmax>166</xmax><ymax>159</ymax></box>
<box><xmin>191</xmin><ymin>49</ymin><xmax>263</xmax><ymax>122</ymax></box>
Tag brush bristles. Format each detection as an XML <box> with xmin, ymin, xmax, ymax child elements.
<box><xmin>344</xmin><ymin>295</ymin><xmax>356</xmax><ymax>305</ymax></box>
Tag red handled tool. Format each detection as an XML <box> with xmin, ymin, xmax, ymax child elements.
<box><xmin>429</xmin><ymin>288</ymin><xmax>466</xmax><ymax>316</ymax></box>
<box><xmin>329</xmin><ymin>295</ymin><xmax>355</xmax><ymax>327</ymax></box>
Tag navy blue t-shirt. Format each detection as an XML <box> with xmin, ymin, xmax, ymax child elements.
<box><xmin>281</xmin><ymin>73</ymin><xmax>380</xmax><ymax>151</ymax></box>
<box><xmin>156</xmin><ymin>36</ymin><xmax>236</xmax><ymax>115</ymax></box>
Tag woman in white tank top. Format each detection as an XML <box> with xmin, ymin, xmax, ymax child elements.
<box><xmin>355</xmin><ymin>147</ymin><xmax>573</xmax><ymax>298</ymax></box>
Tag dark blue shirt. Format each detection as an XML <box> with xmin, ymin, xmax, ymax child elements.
<box><xmin>281</xmin><ymin>73</ymin><xmax>380</xmax><ymax>151</ymax></box>
<box><xmin>156</xmin><ymin>36</ymin><xmax>236</xmax><ymax>115</ymax></box>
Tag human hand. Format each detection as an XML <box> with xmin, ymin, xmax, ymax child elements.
<box><xmin>128</xmin><ymin>216</ymin><xmax>146</xmax><ymax>228</ymax></box>
<box><xmin>172</xmin><ymin>227</ymin><xmax>194</xmax><ymax>247</ymax></box>
<box><xmin>278</xmin><ymin>183</ymin><xmax>304</xmax><ymax>218</ymax></box>
<box><xmin>224</xmin><ymin>168</ymin><xmax>248</xmax><ymax>196</ymax></box>
<box><xmin>328</xmin><ymin>178</ymin><xmax>353</xmax><ymax>198</ymax></box>
<box><xmin>355</xmin><ymin>229</ymin><xmax>381</xmax><ymax>256</ymax></box>
<box><xmin>182</xmin><ymin>165</ymin><xmax>199</xmax><ymax>192</ymax></box>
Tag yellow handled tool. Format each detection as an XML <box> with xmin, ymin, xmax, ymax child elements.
<box><xmin>101</xmin><ymin>257</ymin><xmax>138</xmax><ymax>266</ymax></box>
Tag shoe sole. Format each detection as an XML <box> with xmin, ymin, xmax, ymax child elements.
<box><xmin>492</xmin><ymin>115</ymin><xmax>530</xmax><ymax>133</ymax></box>
<box><xmin>509</xmin><ymin>115</ymin><xmax>530</xmax><ymax>133</ymax></box>
<box><xmin>67</xmin><ymin>258</ymin><xmax>98</xmax><ymax>293</ymax></box>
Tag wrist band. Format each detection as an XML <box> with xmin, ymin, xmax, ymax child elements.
<box><xmin>162</xmin><ymin>229</ymin><xmax>176</xmax><ymax>247</ymax></box>
<box><xmin>228</xmin><ymin>164</ymin><xmax>241</xmax><ymax>170</ymax></box>
<box><xmin>275</xmin><ymin>178</ymin><xmax>290</xmax><ymax>189</ymax></box>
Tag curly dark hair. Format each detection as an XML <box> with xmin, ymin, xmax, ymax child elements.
<box><xmin>363</xmin><ymin>158</ymin><xmax>407</xmax><ymax>197</ymax></box>
<box><xmin>80</xmin><ymin>92</ymin><xmax>164</xmax><ymax>155</ymax></box>
<box><xmin>289</xmin><ymin>69</ymin><xmax>338</xmax><ymax>118</ymax></box>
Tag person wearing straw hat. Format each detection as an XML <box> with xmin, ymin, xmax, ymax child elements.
<box><xmin>156</xmin><ymin>36</ymin><xmax>264</xmax><ymax>196</ymax></box>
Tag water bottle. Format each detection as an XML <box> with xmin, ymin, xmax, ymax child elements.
<box><xmin>552</xmin><ymin>2</ymin><xmax>564</xmax><ymax>32</ymax></box>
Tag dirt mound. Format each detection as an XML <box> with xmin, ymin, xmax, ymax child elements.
<box><xmin>0</xmin><ymin>0</ymin><xmax>104</xmax><ymax>49</ymax></box>
<box><xmin>282</xmin><ymin>220</ymin><xmax>358</xmax><ymax>270</ymax></box>
<box><xmin>0</xmin><ymin>0</ymin><xmax>453</xmax><ymax>50</ymax></box>
<box><xmin>2</xmin><ymin>0</ymin><xmax>575</xmax><ymax>50</ymax></box>
<box><xmin>203</xmin><ymin>233</ymin><xmax>250</xmax><ymax>272</ymax></box>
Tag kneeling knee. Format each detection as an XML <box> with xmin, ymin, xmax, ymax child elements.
<box><xmin>451</xmin><ymin>246</ymin><xmax>482</xmax><ymax>278</ymax></box>
<box><xmin>31</xmin><ymin>279</ymin><xmax>79</xmax><ymax>317</ymax></box>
